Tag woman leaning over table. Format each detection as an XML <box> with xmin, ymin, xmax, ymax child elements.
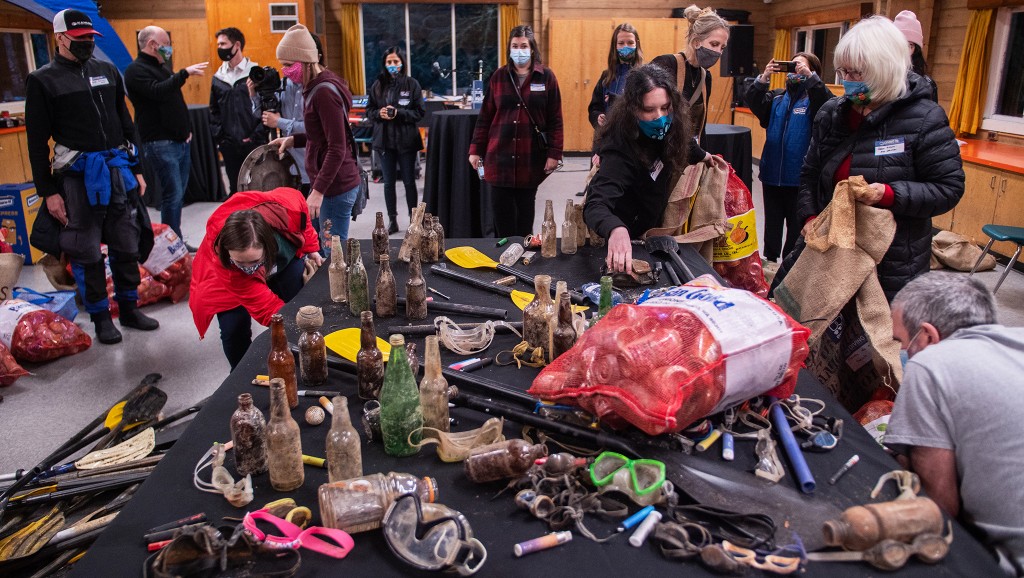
<box><xmin>468</xmin><ymin>24</ymin><xmax>564</xmax><ymax>238</ymax></box>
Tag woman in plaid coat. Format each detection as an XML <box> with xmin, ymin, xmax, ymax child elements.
<box><xmin>469</xmin><ymin>24</ymin><xmax>563</xmax><ymax>237</ymax></box>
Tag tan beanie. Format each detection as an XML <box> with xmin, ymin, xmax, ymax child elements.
<box><xmin>277</xmin><ymin>24</ymin><xmax>318</xmax><ymax>63</ymax></box>
<box><xmin>893</xmin><ymin>11</ymin><xmax>924</xmax><ymax>48</ymax></box>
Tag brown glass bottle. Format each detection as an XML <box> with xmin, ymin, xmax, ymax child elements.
<box><xmin>541</xmin><ymin>200</ymin><xmax>557</xmax><ymax>258</ymax></box>
<box><xmin>347</xmin><ymin>238</ymin><xmax>370</xmax><ymax>315</ymax></box>
<box><xmin>325</xmin><ymin>395</ymin><xmax>362</xmax><ymax>482</ymax></box>
<box><xmin>823</xmin><ymin>498</ymin><xmax>944</xmax><ymax>551</ymax></box>
<box><xmin>266</xmin><ymin>378</ymin><xmax>304</xmax><ymax>491</ymax></box>
<box><xmin>319</xmin><ymin>472</ymin><xmax>438</xmax><ymax>533</ymax></box>
<box><xmin>420</xmin><ymin>219</ymin><xmax>440</xmax><ymax>264</ymax></box>
<box><xmin>523</xmin><ymin>275</ymin><xmax>555</xmax><ymax>360</ymax></box>
<box><xmin>329</xmin><ymin>235</ymin><xmax>347</xmax><ymax>303</ymax></box>
<box><xmin>398</xmin><ymin>202</ymin><xmax>426</xmax><ymax>262</ymax></box>
<box><xmin>405</xmin><ymin>248</ymin><xmax>428</xmax><ymax>320</ymax></box>
<box><xmin>464</xmin><ymin>439</ymin><xmax>548</xmax><ymax>483</ymax></box>
<box><xmin>419</xmin><ymin>336</ymin><xmax>450</xmax><ymax>432</ymax></box>
<box><xmin>230</xmin><ymin>393</ymin><xmax>268</xmax><ymax>476</ymax></box>
<box><xmin>372</xmin><ymin>211</ymin><xmax>389</xmax><ymax>263</ymax></box>
<box><xmin>561</xmin><ymin>199</ymin><xmax>577</xmax><ymax>255</ymax></box>
<box><xmin>357</xmin><ymin>311</ymin><xmax>385</xmax><ymax>400</ymax></box>
<box><xmin>375</xmin><ymin>253</ymin><xmax>398</xmax><ymax>318</ymax></box>
<box><xmin>552</xmin><ymin>293</ymin><xmax>577</xmax><ymax>360</ymax></box>
<box><xmin>432</xmin><ymin>216</ymin><xmax>446</xmax><ymax>256</ymax></box>
<box><xmin>268</xmin><ymin>313</ymin><xmax>298</xmax><ymax>408</ymax></box>
<box><xmin>574</xmin><ymin>203</ymin><xmax>587</xmax><ymax>248</ymax></box>
<box><xmin>296</xmin><ymin>306</ymin><xmax>328</xmax><ymax>387</ymax></box>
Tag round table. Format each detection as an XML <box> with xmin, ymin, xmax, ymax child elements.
<box><xmin>705</xmin><ymin>124</ymin><xmax>753</xmax><ymax>190</ymax></box>
<box><xmin>423</xmin><ymin>109</ymin><xmax>494</xmax><ymax>238</ymax></box>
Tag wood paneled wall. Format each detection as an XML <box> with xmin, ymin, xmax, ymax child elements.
<box><xmin>0</xmin><ymin>1</ymin><xmax>51</xmax><ymax>29</ymax></box>
<box><xmin>108</xmin><ymin>19</ymin><xmax>213</xmax><ymax>106</ymax></box>
<box><xmin>100</xmin><ymin>0</ymin><xmax>206</xmax><ymax>20</ymax></box>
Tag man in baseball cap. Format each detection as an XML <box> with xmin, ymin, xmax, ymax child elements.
<box><xmin>53</xmin><ymin>9</ymin><xmax>102</xmax><ymax>37</ymax></box>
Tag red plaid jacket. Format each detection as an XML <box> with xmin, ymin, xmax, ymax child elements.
<box><xmin>469</xmin><ymin>63</ymin><xmax>563</xmax><ymax>189</ymax></box>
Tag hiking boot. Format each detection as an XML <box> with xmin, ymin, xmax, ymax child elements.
<box><xmin>388</xmin><ymin>215</ymin><xmax>399</xmax><ymax>234</ymax></box>
<box><xmin>118</xmin><ymin>301</ymin><xmax>160</xmax><ymax>331</ymax></box>
<box><xmin>91</xmin><ymin>311</ymin><xmax>123</xmax><ymax>344</ymax></box>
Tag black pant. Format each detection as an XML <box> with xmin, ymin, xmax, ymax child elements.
<box><xmin>761</xmin><ymin>184</ymin><xmax>800</xmax><ymax>262</ymax></box>
<box><xmin>489</xmin><ymin>185</ymin><xmax>538</xmax><ymax>238</ymax></box>
<box><xmin>378</xmin><ymin>148</ymin><xmax>418</xmax><ymax>219</ymax></box>
<box><xmin>218</xmin><ymin>140</ymin><xmax>260</xmax><ymax>195</ymax></box>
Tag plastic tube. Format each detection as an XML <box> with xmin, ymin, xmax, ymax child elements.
<box><xmin>628</xmin><ymin>510</ymin><xmax>662</xmax><ymax>547</ymax></box>
<box><xmin>769</xmin><ymin>399</ymin><xmax>816</xmax><ymax>493</ymax></box>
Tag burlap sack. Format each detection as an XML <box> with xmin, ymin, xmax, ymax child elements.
<box><xmin>0</xmin><ymin>254</ymin><xmax>24</xmax><ymax>301</ymax></box>
<box><xmin>38</xmin><ymin>254</ymin><xmax>76</xmax><ymax>292</ymax></box>
<box><xmin>931</xmin><ymin>230</ymin><xmax>997</xmax><ymax>271</ymax></box>
<box><xmin>644</xmin><ymin>155</ymin><xmax>730</xmax><ymax>262</ymax></box>
<box><xmin>773</xmin><ymin>176</ymin><xmax>902</xmax><ymax>411</ymax></box>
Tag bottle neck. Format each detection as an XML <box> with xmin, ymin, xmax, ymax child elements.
<box><xmin>331</xmin><ymin>397</ymin><xmax>351</xmax><ymax>427</ymax></box>
<box><xmin>558</xmin><ymin>296</ymin><xmax>572</xmax><ymax>323</ymax></box>
<box><xmin>424</xmin><ymin>338</ymin><xmax>442</xmax><ymax>379</ymax></box>
<box><xmin>269</xmin><ymin>385</ymin><xmax>291</xmax><ymax>419</ymax></box>
<box><xmin>270</xmin><ymin>319</ymin><xmax>288</xmax><ymax>349</ymax></box>
<box><xmin>360</xmin><ymin>318</ymin><xmax>376</xmax><ymax>348</ymax></box>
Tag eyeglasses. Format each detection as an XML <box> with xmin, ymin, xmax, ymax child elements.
<box><xmin>836</xmin><ymin>68</ymin><xmax>863</xmax><ymax>80</ymax></box>
<box><xmin>589</xmin><ymin>451</ymin><xmax>666</xmax><ymax>497</ymax></box>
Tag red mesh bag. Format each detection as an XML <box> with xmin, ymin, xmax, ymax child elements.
<box><xmin>529</xmin><ymin>277</ymin><xmax>810</xmax><ymax>435</ymax></box>
<box><xmin>0</xmin><ymin>341</ymin><xmax>29</xmax><ymax>385</ymax></box>
<box><xmin>144</xmin><ymin>224</ymin><xmax>192</xmax><ymax>303</ymax></box>
<box><xmin>0</xmin><ymin>299</ymin><xmax>91</xmax><ymax>363</ymax></box>
<box><xmin>712</xmin><ymin>166</ymin><xmax>770</xmax><ymax>297</ymax></box>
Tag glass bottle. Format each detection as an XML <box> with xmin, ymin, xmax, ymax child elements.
<box><xmin>405</xmin><ymin>248</ymin><xmax>428</xmax><ymax>320</ymax></box>
<box><xmin>357</xmin><ymin>311</ymin><xmax>385</xmax><ymax>400</ymax></box>
<box><xmin>375</xmin><ymin>253</ymin><xmax>397</xmax><ymax>318</ymax></box>
<box><xmin>419</xmin><ymin>336</ymin><xmax>450</xmax><ymax>432</ymax></box>
<box><xmin>398</xmin><ymin>203</ymin><xmax>425</xmax><ymax>262</ymax></box>
<box><xmin>372</xmin><ymin>211</ymin><xmax>389</xmax><ymax>263</ymax></box>
<box><xmin>347</xmin><ymin>238</ymin><xmax>369</xmax><ymax>315</ymax></box>
<box><xmin>552</xmin><ymin>293</ymin><xmax>577</xmax><ymax>360</ymax></box>
<box><xmin>296</xmin><ymin>306</ymin><xmax>328</xmax><ymax>387</ymax></box>
<box><xmin>266</xmin><ymin>378</ymin><xmax>304</xmax><ymax>491</ymax></box>
<box><xmin>523</xmin><ymin>274</ymin><xmax>555</xmax><ymax>360</ymax></box>
<box><xmin>432</xmin><ymin>216</ymin><xmax>446</xmax><ymax>256</ymax></box>
<box><xmin>268</xmin><ymin>313</ymin><xmax>298</xmax><ymax>408</ymax></box>
<box><xmin>329</xmin><ymin>235</ymin><xmax>347</xmax><ymax>303</ymax></box>
<box><xmin>406</xmin><ymin>341</ymin><xmax>420</xmax><ymax>379</ymax></box>
<box><xmin>541</xmin><ymin>199</ymin><xmax>557</xmax><ymax>258</ymax></box>
<box><xmin>325</xmin><ymin>395</ymin><xmax>362</xmax><ymax>483</ymax></box>
<box><xmin>823</xmin><ymin>498</ymin><xmax>944</xmax><ymax>551</ymax></box>
<box><xmin>420</xmin><ymin>218</ymin><xmax>440</xmax><ymax>264</ymax></box>
<box><xmin>590</xmin><ymin>275</ymin><xmax>614</xmax><ymax>327</ymax></box>
<box><xmin>380</xmin><ymin>335</ymin><xmax>423</xmax><ymax>457</ymax></box>
<box><xmin>230</xmin><ymin>393</ymin><xmax>268</xmax><ymax>476</ymax></box>
<box><xmin>574</xmin><ymin>203</ymin><xmax>587</xmax><ymax>248</ymax></box>
<box><xmin>464</xmin><ymin>439</ymin><xmax>548</xmax><ymax>483</ymax></box>
<box><xmin>561</xmin><ymin>199</ymin><xmax>577</xmax><ymax>255</ymax></box>
<box><xmin>318</xmin><ymin>472</ymin><xmax>438</xmax><ymax>533</ymax></box>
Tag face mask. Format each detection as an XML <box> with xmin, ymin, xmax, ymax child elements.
<box><xmin>843</xmin><ymin>80</ymin><xmax>872</xmax><ymax>105</ymax></box>
<box><xmin>900</xmin><ymin>328</ymin><xmax>923</xmax><ymax>364</ymax></box>
<box><xmin>695</xmin><ymin>46</ymin><xmax>721</xmax><ymax>69</ymax></box>
<box><xmin>231</xmin><ymin>259</ymin><xmax>263</xmax><ymax>275</ymax></box>
<box><xmin>68</xmin><ymin>39</ymin><xmax>95</xmax><ymax>62</ymax></box>
<box><xmin>281</xmin><ymin>62</ymin><xmax>303</xmax><ymax>84</ymax></box>
<box><xmin>156</xmin><ymin>44</ymin><xmax>173</xmax><ymax>62</ymax></box>
<box><xmin>786</xmin><ymin>73</ymin><xmax>806</xmax><ymax>86</ymax></box>
<box><xmin>510</xmin><ymin>49</ymin><xmax>531</xmax><ymax>67</ymax></box>
<box><xmin>386</xmin><ymin>64</ymin><xmax>402</xmax><ymax>76</ymax></box>
<box><xmin>617</xmin><ymin>46</ymin><xmax>636</xmax><ymax>60</ymax></box>
<box><xmin>217</xmin><ymin>46</ymin><xmax>236</xmax><ymax>62</ymax></box>
<box><xmin>382</xmin><ymin>494</ymin><xmax>487</xmax><ymax>576</ymax></box>
<box><xmin>638</xmin><ymin>114</ymin><xmax>672</xmax><ymax>140</ymax></box>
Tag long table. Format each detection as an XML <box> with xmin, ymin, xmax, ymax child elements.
<box><xmin>71</xmin><ymin>240</ymin><xmax>1001</xmax><ymax>577</ymax></box>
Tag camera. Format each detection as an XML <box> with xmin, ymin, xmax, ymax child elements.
<box><xmin>386</xmin><ymin>106</ymin><xmax>397</xmax><ymax>119</ymax></box>
<box><xmin>776</xmin><ymin>60</ymin><xmax>797</xmax><ymax>73</ymax></box>
<box><xmin>248</xmin><ymin>65</ymin><xmax>282</xmax><ymax>112</ymax></box>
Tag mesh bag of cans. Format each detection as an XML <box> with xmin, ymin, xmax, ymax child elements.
<box><xmin>0</xmin><ymin>299</ymin><xmax>92</xmax><ymax>363</ymax></box>
<box><xmin>529</xmin><ymin>276</ymin><xmax>810</xmax><ymax>435</ymax></box>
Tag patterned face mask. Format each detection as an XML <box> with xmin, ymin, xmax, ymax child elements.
<box><xmin>231</xmin><ymin>259</ymin><xmax>263</xmax><ymax>275</ymax></box>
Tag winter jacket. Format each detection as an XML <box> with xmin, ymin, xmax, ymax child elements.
<box><xmin>367</xmin><ymin>74</ymin><xmax>425</xmax><ymax>152</ymax></box>
<box><xmin>588</xmin><ymin>64</ymin><xmax>632</xmax><ymax>129</ymax></box>
<box><xmin>584</xmin><ymin>133</ymin><xmax>675</xmax><ymax>239</ymax></box>
<box><xmin>292</xmin><ymin>70</ymin><xmax>361</xmax><ymax>197</ymax></box>
<box><xmin>124</xmin><ymin>52</ymin><xmax>191</xmax><ymax>143</ymax></box>
<box><xmin>651</xmin><ymin>53</ymin><xmax>712</xmax><ymax>166</ymax></box>
<box><xmin>210</xmin><ymin>61</ymin><xmax>265</xmax><ymax>146</ymax></box>
<box><xmin>796</xmin><ymin>72</ymin><xmax>964</xmax><ymax>298</ymax></box>
<box><xmin>469</xmin><ymin>63</ymin><xmax>564</xmax><ymax>189</ymax></box>
<box><xmin>190</xmin><ymin>188</ymin><xmax>319</xmax><ymax>338</ymax></box>
<box><xmin>744</xmin><ymin>74</ymin><xmax>833</xmax><ymax>187</ymax></box>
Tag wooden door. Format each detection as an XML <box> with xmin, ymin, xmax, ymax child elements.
<box><xmin>577</xmin><ymin>19</ymin><xmax>615</xmax><ymax>153</ymax></box>
<box><xmin>0</xmin><ymin>133</ymin><xmax>28</xmax><ymax>185</ymax></box>
<box><xmin>548</xmin><ymin>20</ymin><xmax>584</xmax><ymax>152</ymax></box>
<box><xmin>951</xmin><ymin>163</ymin><xmax>999</xmax><ymax>245</ymax></box>
<box><xmin>992</xmin><ymin>170</ymin><xmax>1024</xmax><ymax>257</ymax></box>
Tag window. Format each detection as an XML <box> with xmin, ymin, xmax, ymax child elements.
<box><xmin>793</xmin><ymin>23</ymin><xmax>846</xmax><ymax>83</ymax></box>
<box><xmin>982</xmin><ymin>7</ymin><xmax>1024</xmax><ymax>135</ymax></box>
<box><xmin>1</xmin><ymin>30</ymin><xmax>51</xmax><ymax>111</ymax></box>
<box><xmin>361</xmin><ymin>3</ymin><xmax>500</xmax><ymax>97</ymax></box>
<box><xmin>269</xmin><ymin>4</ymin><xmax>299</xmax><ymax>34</ymax></box>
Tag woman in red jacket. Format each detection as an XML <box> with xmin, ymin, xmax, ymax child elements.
<box><xmin>190</xmin><ymin>188</ymin><xmax>322</xmax><ymax>369</ymax></box>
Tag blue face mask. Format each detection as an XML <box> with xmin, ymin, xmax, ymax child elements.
<box><xmin>843</xmin><ymin>80</ymin><xmax>872</xmax><ymax>105</ymax></box>
<box><xmin>617</xmin><ymin>46</ymin><xmax>636</xmax><ymax>60</ymax></box>
<box><xmin>156</xmin><ymin>44</ymin><xmax>173</xmax><ymax>62</ymax></box>
<box><xmin>510</xmin><ymin>49</ymin><xmax>531</xmax><ymax>67</ymax></box>
<box><xmin>786</xmin><ymin>73</ymin><xmax>806</xmax><ymax>86</ymax></box>
<box><xmin>638</xmin><ymin>114</ymin><xmax>672</xmax><ymax>140</ymax></box>
<box><xmin>231</xmin><ymin>259</ymin><xmax>263</xmax><ymax>275</ymax></box>
<box><xmin>386</xmin><ymin>64</ymin><xmax>401</xmax><ymax>75</ymax></box>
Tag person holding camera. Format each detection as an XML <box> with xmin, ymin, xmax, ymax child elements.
<box><xmin>367</xmin><ymin>47</ymin><xmax>425</xmax><ymax>234</ymax></box>
<box><xmin>743</xmin><ymin>52</ymin><xmax>831</xmax><ymax>263</ymax></box>
<box><xmin>211</xmin><ymin>27</ymin><xmax>265</xmax><ymax>195</ymax></box>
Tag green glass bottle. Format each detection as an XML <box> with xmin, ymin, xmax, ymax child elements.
<box><xmin>379</xmin><ymin>335</ymin><xmax>423</xmax><ymax>457</ymax></box>
<box><xmin>590</xmin><ymin>275</ymin><xmax>614</xmax><ymax>327</ymax></box>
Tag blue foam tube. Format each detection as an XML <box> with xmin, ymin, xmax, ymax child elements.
<box><xmin>769</xmin><ymin>399</ymin><xmax>816</xmax><ymax>494</ymax></box>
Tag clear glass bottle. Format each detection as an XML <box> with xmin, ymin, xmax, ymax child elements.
<box><xmin>329</xmin><ymin>235</ymin><xmax>347</xmax><ymax>303</ymax></box>
<box><xmin>406</xmin><ymin>341</ymin><xmax>420</xmax><ymax>379</ymax></box>
<box><xmin>552</xmin><ymin>293</ymin><xmax>577</xmax><ymax>360</ymax></box>
<box><xmin>574</xmin><ymin>203</ymin><xmax>587</xmax><ymax>248</ymax></box>
<box><xmin>266</xmin><ymin>378</ymin><xmax>304</xmax><ymax>491</ymax></box>
<box><xmin>296</xmin><ymin>306</ymin><xmax>327</xmax><ymax>387</ymax></box>
<box><xmin>420</xmin><ymin>219</ymin><xmax>440</xmax><ymax>264</ymax></box>
<box><xmin>523</xmin><ymin>274</ymin><xmax>555</xmax><ymax>360</ymax></box>
<box><xmin>464</xmin><ymin>439</ymin><xmax>548</xmax><ymax>483</ymax></box>
<box><xmin>230</xmin><ymin>393</ymin><xmax>268</xmax><ymax>476</ymax></box>
<box><xmin>372</xmin><ymin>211</ymin><xmax>389</xmax><ymax>264</ymax></box>
<box><xmin>357</xmin><ymin>311</ymin><xmax>385</xmax><ymax>400</ymax></box>
<box><xmin>561</xmin><ymin>199</ymin><xmax>577</xmax><ymax>255</ymax></box>
<box><xmin>419</xmin><ymin>336</ymin><xmax>450</xmax><ymax>432</ymax></box>
<box><xmin>267</xmin><ymin>313</ymin><xmax>298</xmax><ymax>408</ymax></box>
<box><xmin>325</xmin><ymin>395</ymin><xmax>362</xmax><ymax>483</ymax></box>
<box><xmin>399</xmin><ymin>203</ymin><xmax>425</xmax><ymax>263</ymax></box>
<box><xmin>432</xmin><ymin>216</ymin><xmax>446</xmax><ymax>257</ymax></box>
<box><xmin>318</xmin><ymin>472</ymin><xmax>438</xmax><ymax>533</ymax></box>
<box><xmin>405</xmin><ymin>248</ymin><xmax>428</xmax><ymax>320</ymax></box>
<box><xmin>380</xmin><ymin>335</ymin><xmax>423</xmax><ymax>457</ymax></box>
<box><xmin>375</xmin><ymin>253</ymin><xmax>397</xmax><ymax>318</ymax></box>
<box><xmin>541</xmin><ymin>199</ymin><xmax>557</xmax><ymax>258</ymax></box>
<box><xmin>347</xmin><ymin>238</ymin><xmax>369</xmax><ymax>315</ymax></box>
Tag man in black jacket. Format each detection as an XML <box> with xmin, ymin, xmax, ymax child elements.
<box><xmin>210</xmin><ymin>27</ymin><xmax>265</xmax><ymax>194</ymax></box>
<box><xmin>26</xmin><ymin>9</ymin><xmax>159</xmax><ymax>344</ymax></box>
<box><xmin>125</xmin><ymin>25</ymin><xmax>207</xmax><ymax>242</ymax></box>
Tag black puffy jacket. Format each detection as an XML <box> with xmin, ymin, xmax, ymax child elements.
<box><xmin>796</xmin><ymin>73</ymin><xmax>964</xmax><ymax>299</ymax></box>
<box><xmin>367</xmin><ymin>75</ymin><xmax>424</xmax><ymax>153</ymax></box>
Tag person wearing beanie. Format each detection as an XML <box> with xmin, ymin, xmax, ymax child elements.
<box><xmin>893</xmin><ymin>10</ymin><xmax>938</xmax><ymax>102</ymax></box>
<box><xmin>270</xmin><ymin>25</ymin><xmax>361</xmax><ymax>250</ymax></box>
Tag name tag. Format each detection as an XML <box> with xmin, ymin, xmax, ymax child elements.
<box><xmin>875</xmin><ymin>137</ymin><xmax>905</xmax><ymax>156</ymax></box>
<box><xmin>650</xmin><ymin>159</ymin><xmax>664</xmax><ymax>181</ymax></box>
<box><xmin>530</xmin><ymin>83</ymin><xmax>545</xmax><ymax>92</ymax></box>
<box><xmin>398</xmin><ymin>98</ymin><xmax>410</xmax><ymax>106</ymax></box>
<box><xmin>400</xmin><ymin>91</ymin><xmax>410</xmax><ymax>97</ymax></box>
<box><xmin>89</xmin><ymin>76</ymin><xmax>110</xmax><ymax>87</ymax></box>
<box><xmin>793</xmin><ymin>106</ymin><xmax>807</xmax><ymax>115</ymax></box>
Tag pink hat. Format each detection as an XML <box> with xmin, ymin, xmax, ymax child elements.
<box><xmin>894</xmin><ymin>10</ymin><xmax>923</xmax><ymax>47</ymax></box>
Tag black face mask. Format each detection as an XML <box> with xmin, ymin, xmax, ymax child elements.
<box><xmin>217</xmin><ymin>46</ymin><xmax>236</xmax><ymax>62</ymax></box>
<box><xmin>68</xmin><ymin>39</ymin><xmax>95</xmax><ymax>62</ymax></box>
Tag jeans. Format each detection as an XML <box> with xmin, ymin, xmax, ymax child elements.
<box><xmin>489</xmin><ymin>185</ymin><xmax>538</xmax><ymax>238</ymax></box>
<box><xmin>143</xmin><ymin>140</ymin><xmax>191</xmax><ymax>238</ymax></box>
<box><xmin>217</xmin><ymin>256</ymin><xmax>306</xmax><ymax>370</ymax></box>
<box><xmin>761</xmin><ymin>184</ymin><xmax>800</xmax><ymax>262</ymax></box>
<box><xmin>314</xmin><ymin>185</ymin><xmax>359</xmax><ymax>257</ymax></box>
<box><xmin>378</xmin><ymin>148</ymin><xmax>418</xmax><ymax>219</ymax></box>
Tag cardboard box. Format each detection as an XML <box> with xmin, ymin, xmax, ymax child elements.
<box><xmin>0</xmin><ymin>183</ymin><xmax>44</xmax><ymax>265</ymax></box>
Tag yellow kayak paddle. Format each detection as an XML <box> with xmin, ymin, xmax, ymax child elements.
<box><xmin>324</xmin><ymin>327</ymin><xmax>392</xmax><ymax>363</ymax></box>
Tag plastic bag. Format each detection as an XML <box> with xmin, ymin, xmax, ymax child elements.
<box><xmin>712</xmin><ymin>166</ymin><xmax>769</xmax><ymax>297</ymax></box>
<box><xmin>529</xmin><ymin>276</ymin><xmax>809</xmax><ymax>435</ymax></box>
<box><xmin>0</xmin><ymin>341</ymin><xmax>29</xmax><ymax>386</ymax></box>
<box><xmin>12</xmin><ymin>287</ymin><xmax>78</xmax><ymax>321</ymax></box>
<box><xmin>0</xmin><ymin>299</ymin><xmax>91</xmax><ymax>363</ymax></box>
<box><xmin>143</xmin><ymin>224</ymin><xmax>192</xmax><ymax>304</ymax></box>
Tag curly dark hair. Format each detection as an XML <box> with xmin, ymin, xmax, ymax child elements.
<box><xmin>215</xmin><ymin>209</ymin><xmax>278</xmax><ymax>271</ymax></box>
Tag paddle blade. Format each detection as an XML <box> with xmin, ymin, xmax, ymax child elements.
<box><xmin>510</xmin><ymin>290</ymin><xmax>589</xmax><ymax>313</ymax></box>
<box><xmin>103</xmin><ymin>402</ymin><xmax>127</xmax><ymax>430</ymax></box>
<box><xmin>445</xmin><ymin>246</ymin><xmax>498</xmax><ymax>270</ymax></box>
<box><xmin>325</xmin><ymin>327</ymin><xmax>391</xmax><ymax>363</ymax></box>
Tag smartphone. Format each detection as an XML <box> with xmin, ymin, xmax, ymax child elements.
<box><xmin>776</xmin><ymin>61</ymin><xmax>797</xmax><ymax>73</ymax></box>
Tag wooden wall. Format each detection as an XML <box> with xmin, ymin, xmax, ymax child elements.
<box><xmin>107</xmin><ymin>19</ymin><xmax>213</xmax><ymax>106</ymax></box>
<box><xmin>0</xmin><ymin>1</ymin><xmax>51</xmax><ymax>28</ymax></box>
<box><xmin>100</xmin><ymin>0</ymin><xmax>206</xmax><ymax>20</ymax></box>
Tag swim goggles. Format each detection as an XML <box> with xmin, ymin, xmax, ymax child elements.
<box><xmin>588</xmin><ymin>451</ymin><xmax>669</xmax><ymax>506</ymax></box>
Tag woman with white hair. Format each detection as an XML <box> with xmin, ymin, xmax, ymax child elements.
<box><xmin>789</xmin><ymin>16</ymin><xmax>964</xmax><ymax>300</ymax></box>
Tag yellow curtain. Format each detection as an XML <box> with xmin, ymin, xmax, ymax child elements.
<box><xmin>948</xmin><ymin>9</ymin><xmax>994</xmax><ymax>136</ymax></box>
<box><xmin>340</xmin><ymin>4</ymin><xmax>365</xmax><ymax>95</ymax></box>
<box><xmin>770</xmin><ymin>29</ymin><xmax>791</xmax><ymax>91</ymax></box>
<box><xmin>499</xmin><ymin>4</ymin><xmax>519</xmax><ymax>67</ymax></box>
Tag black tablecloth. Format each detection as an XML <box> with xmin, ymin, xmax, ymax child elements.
<box><xmin>423</xmin><ymin>110</ymin><xmax>494</xmax><ymax>238</ymax></box>
<box><xmin>71</xmin><ymin>241</ymin><xmax>1000</xmax><ymax>577</ymax></box>
<box><xmin>705</xmin><ymin>124</ymin><xmax>752</xmax><ymax>190</ymax></box>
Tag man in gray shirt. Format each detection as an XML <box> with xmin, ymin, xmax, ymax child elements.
<box><xmin>887</xmin><ymin>272</ymin><xmax>1024</xmax><ymax>576</ymax></box>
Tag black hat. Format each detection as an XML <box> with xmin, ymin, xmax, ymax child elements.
<box><xmin>53</xmin><ymin>9</ymin><xmax>102</xmax><ymax>37</ymax></box>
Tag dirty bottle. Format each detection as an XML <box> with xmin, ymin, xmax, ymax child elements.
<box><xmin>380</xmin><ymin>335</ymin><xmax>423</xmax><ymax>456</ymax></box>
<box><xmin>372</xmin><ymin>211</ymin><xmax>389</xmax><ymax>263</ymax></box>
<box><xmin>296</xmin><ymin>306</ymin><xmax>328</xmax><ymax>387</ymax></box>
<box><xmin>318</xmin><ymin>472</ymin><xmax>438</xmax><ymax>533</ymax></box>
<box><xmin>267</xmin><ymin>313</ymin><xmax>298</xmax><ymax>408</ymax></box>
<box><xmin>405</xmin><ymin>248</ymin><xmax>428</xmax><ymax>320</ymax></box>
<box><xmin>356</xmin><ymin>311</ymin><xmax>385</xmax><ymax>400</ymax></box>
<box><xmin>325</xmin><ymin>395</ymin><xmax>362</xmax><ymax>483</ymax></box>
<box><xmin>432</xmin><ymin>215</ymin><xmax>446</xmax><ymax>256</ymax></box>
<box><xmin>375</xmin><ymin>253</ymin><xmax>397</xmax><ymax>318</ymax></box>
<box><xmin>823</xmin><ymin>497</ymin><xmax>944</xmax><ymax>551</ymax></box>
<box><xmin>329</xmin><ymin>235</ymin><xmax>347</xmax><ymax>303</ymax></box>
<box><xmin>552</xmin><ymin>293</ymin><xmax>577</xmax><ymax>359</ymax></box>
<box><xmin>561</xmin><ymin>199</ymin><xmax>577</xmax><ymax>255</ymax></box>
<box><xmin>347</xmin><ymin>238</ymin><xmax>370</xmax><ymax>315</ymax></box>
<box><xmin>266</xmin><ymin>378</ymin><xmax>304</xmax><ymax>491</ymax></box>
<box><xmin>230</xmin><ymin>393</ymin><xmax>268</xmax><ymax>476</ymax></box>
<box><xmin>419</xmin><ymin>336</ymin><xmax>450</xmax><ymax>432</ymax></box>
<box><xmin>464</xmin><ymin>439</ymin><xmax>548</xmax><ymax>483</ymax></box>
<box><xmin>541</xmin><ymin>200</ymin><xmax>557</xmax><ymax>258</ymax></box>
<box><xmin>523</xmin><ymin>275</ymin><xmax>555</xmax><ymax>360</ymax></box>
